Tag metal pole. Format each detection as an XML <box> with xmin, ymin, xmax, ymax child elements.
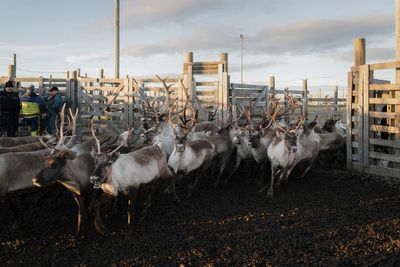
<box><xmin>240</xmin><ymin>34</ymin><xmax>244</xmax><ymax>84</ymax></box>
<box><xmin>115</xmin><ymin>0</ymin><xmax>120</xmax><ymax>79</ymax></box>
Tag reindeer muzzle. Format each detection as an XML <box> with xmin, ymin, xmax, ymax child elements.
<box><xmin>233</xmin><ymin>136</ymin><xmax>240</xmax><ymax>145</ymax></box>
<box><xmin>90</xmin><ymin>176</ymin><xmax>101</xmax><ymax>189</ymax></box>
<box><xmin>177</xmin><ymin>144</ymin><xmax>185</xmax><ymax>152</ymax></box>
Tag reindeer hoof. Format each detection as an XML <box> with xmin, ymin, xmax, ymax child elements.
<box><xmin>267</xmin><ymin>190</ymin><xmax>274</xmax><ymax>199</ymax></box>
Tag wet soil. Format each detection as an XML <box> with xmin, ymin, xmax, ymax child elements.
<box><xmin>1</xmin><ymin>160</ymin><xmax>400</xmax><ymax>266</ymax></box>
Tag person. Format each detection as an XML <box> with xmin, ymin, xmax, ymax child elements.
<box><xmin>20</xmin><ymin>85</ymin><xmax>46</xmax><ymax>136</ymax></box>
<box><xmin>43</xmin><ymin>86</ymin><xmax>63</xmax><ymax>134</ymax></box>
<box><xmin>0</xmin><ymin>80</ymin><xmax>21</xmax><ymax>136</ymax></box>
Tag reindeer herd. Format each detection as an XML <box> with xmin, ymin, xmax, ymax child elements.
<box><xmin>0</xmin><ymin>76</ymin><xmax>346</xmax><ymax>235</ymax></box>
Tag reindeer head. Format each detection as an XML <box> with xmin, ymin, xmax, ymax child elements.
<box><xmin>272</xmin><ymin>109</ymin><xmax>304</xmax><ymax>154</ymax></box>
<box><xmin>32</xmin><ymin>149</ymin><xmax>77</xmax><ymax>187</ymax></box>
<box><xmin>169</xmin><ymin>105</ymin><xmax>196</xmax><ymax>153</ymax></box>
<box><xmin>89</xmin><ymin>119</ymin><xmax>132</xmax><ymax>189</ymax></box>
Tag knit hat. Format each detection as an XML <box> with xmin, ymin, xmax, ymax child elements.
<box><xmin>4</xmin><ymin>80</ymin><xmax>14</xmax><ymax>88</ymax></box>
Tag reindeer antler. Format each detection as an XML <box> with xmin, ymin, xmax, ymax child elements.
<box><xmin>91</xmin><ymin>117</ymin><xmax>101</xmax><ymax>154</ymax></box>
<box><xmin>109</xmin><ymin>128</ymin><xmax>133</xmax><ymax>156</ymax></box>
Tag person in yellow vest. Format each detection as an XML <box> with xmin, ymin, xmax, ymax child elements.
<box><xmin>20</xmin><ymin>85</ymin><xmax>46</xmax><ymax>136</ymax></box>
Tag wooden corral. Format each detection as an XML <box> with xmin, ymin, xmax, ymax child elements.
<box><xmin>347</xmin><ymin>38</ymin><xmax>400</xmax><ymax>178</ymax></box>
<box><xmin>1</xmin><ymin>52</ymin><xmax>345</xmax><ymax>138</ymax></box>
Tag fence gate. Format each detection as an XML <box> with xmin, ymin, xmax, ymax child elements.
<box><xmin>347</xmin><ymin>62</ymin><xmax>400</xmax><ymax>178</ymax></box>
<box><xmin>76</xmin><ymin>77</ymin><xmax>132</xmax><ymax>139</ymax></box>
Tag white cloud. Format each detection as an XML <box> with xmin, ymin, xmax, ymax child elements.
<box><xmin>65</xmin><ymin>53</ymin><xmax>112</xmax><ymax>64</ymax></box>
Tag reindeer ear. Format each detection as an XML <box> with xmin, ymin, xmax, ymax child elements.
<box><xmin>90</xmin><ymin>147</ymin><xmax>97</xmax><ymax>158</ymax></box>
<box><xmin>276</xmin><ymin>130</ymin><xmax>285</xmax><ymax>140</ymax></box>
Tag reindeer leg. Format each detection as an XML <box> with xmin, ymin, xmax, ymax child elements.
<box><xmin>4</xmin><ymin>196</ymin><xmax>19</xmax><ymax>230</ymax></box>
<box><xmin>188</xmin><ymin>158</ymin><xmax>211</xmax><ymax>197</ymax></box>
<box><xmin>94</xmin><ymin>193</ymin><xmax>111</xmax><ymax>234</ymax></box>
<box><xmin>255</xmin><ymin>162</ymin><xmax>266</xmax><ymax>187</ymax></box>
<box><xmin>222</xmin><ymin>155</ymin><xmax>241</xmax><ymax>185</ymax></box>
<box><xmin>170</xmin><ymin>176</ymin><xmax>181</xmax><ymax>205</ymax></box>
<box><xmin>267</xmin><ymin>163</ymin><xmax>278</xmax><ymax>198</ymax></box>
<box><xmin>140</xmin><ymin>183</ymin><xmax>156</xmax><ymax>223</ymax></box>
<box><xmin>299</xmin><ymin>162</ymin><xmax>313</xmax><ymax>179</ymax></box>
<box><xmin>72</xmin><ymin>193</ymin><xmax>84</xmax><ymax>234</ymax></box>
<box><xmin>214</xmin><ymin>154</ymin><xmax>229</xmax><ymax>187</ymax></box>
<box><xmin>127</xmin><ymin>187</ymin><xmax>138</xmax><ymax>225</ymax></box>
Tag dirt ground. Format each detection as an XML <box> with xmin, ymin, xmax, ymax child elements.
<box><xmin>1</xmin><ymin>161</ymin><xmax>400</xmax><ymax>266</ymax></box>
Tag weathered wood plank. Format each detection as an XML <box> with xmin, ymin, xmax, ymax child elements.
<box><xmin>369</xmin><ymin>61</ymin><xmax>400</xmax><ymax>71</ymax></box>
<box><xmin>369</xmin><ymin>151</ymin><xmax>400</xmax><ymax>163</ymax></box>
<box><xmin>369</xmin><ymin>98</ymin><xmax>400</xmax><ymax>105</ymax></box>
<box><xmin>370</xmin><ymin>125</ymin><xmax>400</xmax><ymax>133</ymax></box>
<box><xmin>369</xmin><ymin>84</ymin><xmax>400</xmax><ymax>91</ymax></box>
<box><xmin>196</xmin><ymin>81</ymin><xmax>218</xmax><ymax>86</ymax></box>
<box><xmin>369</xmin><ymin>111</ymin><xmax>400</xmax><ymax>119</ymax></box>
<box><xmin>370</xmin><ymin>138</ymin><xmax>400</xmax><ymax>148</ymax></box>
<box><xmin>366</xmin><ymin>165</ymin><xmax>400</xmax><ymax>178</ymax></box>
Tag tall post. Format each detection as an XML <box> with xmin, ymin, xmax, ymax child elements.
<box><xmin>284</xmin><ymin>87</ymin><xmax>290</xmax><ymax>124</ymax></box>
<box><xmin>8</xmin><ymin>65</ymin><xmax>13</xmax><ymax>79</ymax></box>
<box><xmin>333</xmin><ymin>86</ymin><xmax>339</xmax><ymax>112</ymax></box>
<box><xmin>302</xmin><ymin>79</ymin><xmax>308</xmax><ymax>118</ymax></box>
<box><xmin>115</xmin><ymin>0</ymin><xmax>120</xmax><ymax>79</ymax></box>
<box><xmin>13</xmin><ymin>53</ymin><xmax>16</xmax><ymax>78</ymax></box>
<box><xmin>240</xmin><ymin>34</ymin><xmax>244</xmax><ymax>84</ymax></box>
<box><xmin>353</xmin><ymin>37</ymin><xmax>366</xmax><ymax>170</ymax></box>
<box><xmin>395</xmin><ymin>0</ymin><xmax>400</xmax><ymax>167</ymax></box>
<box><xmin>354</xmin><ymin>38</ymin><xmax>366</xmax><ymax>66</ymax></box>
<box><xmin>219</xmin><ymin>53</ymin><xmax>228</xmax><ymax>73</ymax></box>
<box><xmin>185</xmin><ymin>51</ymin><xmax>194</xmax><ymax>105</ymax></box>
<box><xmin>269</xmin><ymin>76</ymin><xmax>275</xmax><ymax>98</ymax></box>
<box><xmin>219</xmin><ymin>53</ymin><xmax>229</xmax><ymax>123</ymax></box>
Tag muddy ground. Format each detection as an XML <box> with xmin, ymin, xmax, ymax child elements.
<box><xmin>1</xmin><ymin>160</ymin><xmax>400</xmax><ymax>266</ymax></box>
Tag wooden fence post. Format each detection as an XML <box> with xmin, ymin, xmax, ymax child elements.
<box><xmin>395</xmin><ymin>0</ymin><xmax>400</xmax><ymax>168</ymax></box>
<box><xmin>38</xmin><ymin>76</ymin><xmax>44</xmax><ymax>96</ymax></box>
<box><xmin>8</xmin><ymin>65</ymin><xmax>14</xmax><ymax>80</ymax></box>
<box><xmin>284</xmin><ymin>87</ymin><xmax>290</xmax><ymax>124</ymax></box>
<box><xmin>185</xmin><ymin>51</ymin><xmax>194</xmax><ymax>105</ymax></box>
<box><xmin>219</xmin><ymin>53</ymin><xmax>229</xmax><ymax>123</ymax></box>
<box><xmin>267</xmin><ymin>76</ymin><xmax>276</xmax><ymax>115</ymax></box>
<box><xmin>362</xmin><ymin>65</ymin><xmax>370</xmax><ymax>169</ymax></box>
<box><xmin>333</xmin><ymin>86</ymin><xmax>338</xmax><ymax>112</ymax></box>
<box><xmin>346</xmin><ymin>72</ymin><xmax>354</xmax><ymax>169</ymax></box>
<box><xmin>354</xmin><ymin>38</ymin><xmax>366</xmax><ymax>170</ymax></box>
<box><xmin>220</xmin><ymin>52</ymin><xmax>228</xmax><ymax>73</ymax></box>
<box><xmin>302</xmin><ymin>79</ymin><xmax>308</xmax><ymax>118</ymax></box>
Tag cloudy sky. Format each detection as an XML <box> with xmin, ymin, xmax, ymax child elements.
<box><xmin>0</xmin><ymin>0</ymin><xmax>396</xmax><ymax>93</ymax></box>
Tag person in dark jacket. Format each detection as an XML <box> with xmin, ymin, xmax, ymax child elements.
<box><xmin>43</xmin><ymin>86</ymin><xmax>63</xmax><ymax>134</ymax></box>
<box><xmin>0</xmin><ymin>80</ymin><xmax>21</xmax><ymax>136</ymax></box>
<box><xmin>20</xmin><ymin>85</ymin><xmax>46</xmax><ymax>136</ymax></box>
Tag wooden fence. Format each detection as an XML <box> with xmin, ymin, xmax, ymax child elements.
<box><xmin>1</xmin><ymin>52</ymin><xmax>345</xmax><ymax>139</ymax></box>
<box><xmin>347</xmin><ymin>38</ymin><xmax>400</xmax><ymax>178</ymax></box>
<box><xmin>347</xmin><ymin>61</ymin><xmax>400</xmax><ymax>178</ymax></box>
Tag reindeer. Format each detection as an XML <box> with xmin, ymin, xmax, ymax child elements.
<box><xmin>264</xmin><ymin>114</ymin><xmax>304</xmax><ymax>198</ymax></box>
<box><xmin>31</xmin><ymin>117</ymin><xmax>129</xmax><ymax>234</ymax></box>
<box><xmin>0</xmin><ymin>141</ymin><xmax>47</xmax><ymax>154</ymax></box>
<box><xmin>89</xmin><ymin>124</ymin><xmax>178</xmax><ymax>233</ymax></box>
<box><xmin>136</xmin><ymin>75</ymin><xmax>191</xmax><ymax>158</ymax></box>
<box><xmin>0</xmin><ymin>136</ymin><xmax>50</xmax><ymax>147</ymax></box>
<box><xmin>167</xmin><ymin>107</ymin><xmax>215</xmax><ymax>196</ymax></box>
